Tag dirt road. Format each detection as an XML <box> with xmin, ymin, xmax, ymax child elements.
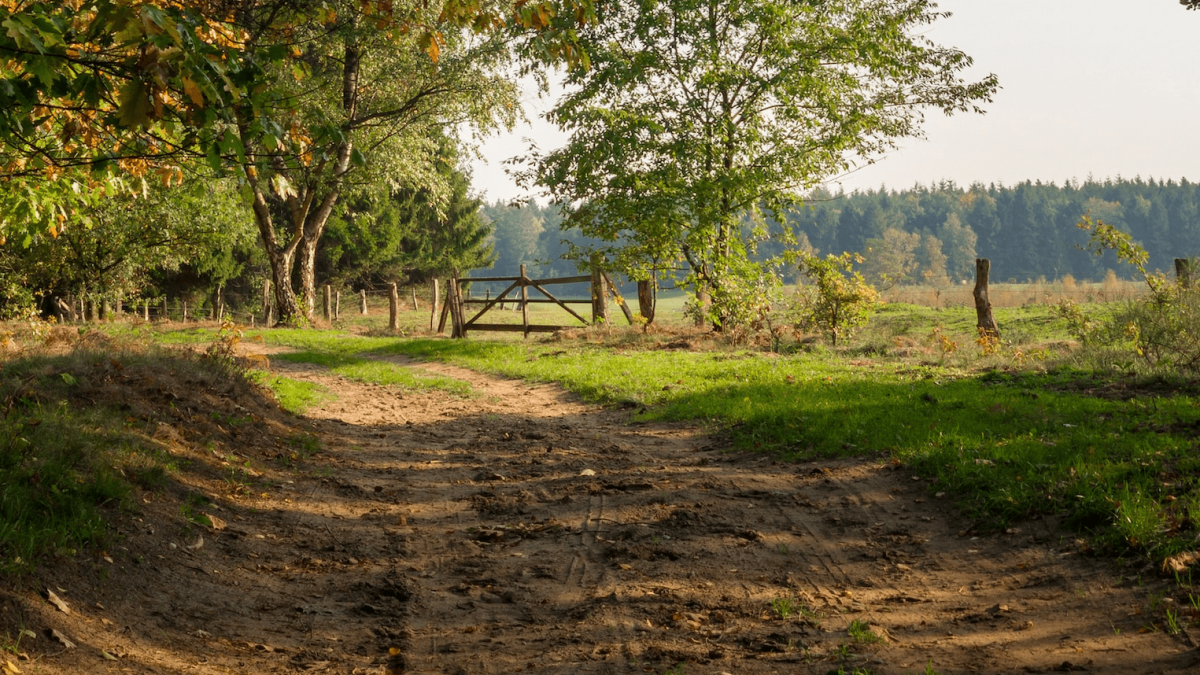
<box><xmin>11</xmin><ymin>350</ymin><xmax>1199</xmax><ymax>674</ymax></box>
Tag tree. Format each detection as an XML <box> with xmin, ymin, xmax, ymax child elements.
<box><xmin>0</xmin><ymin>174</ymin><xmax>254</xmax><ymax>315</ymax></box>
<box><xmin>917</xmin><ymin>233</ymin><xmax>949</xmax><ymax>283</ymax></box>
<box><xmin>0</xmin><ymin>0</ymin><xmax>593</xmax><ymax>323</ymax></box>
<box><xmin>320</xmin><ymin>139</ymin><xmax>495</xmax><ymax>289</ymax></box>
<box><xmin>861</xmin><ymin>227</ymin><xmax>919</xmax><ymax>289</ymax></box>
<box><xmin>525</xmin><ymin>0</ymin><xmax>997</xmax><ymax>328</ymax></box>
<box><xmin>937</xmin><ymin>212</ymin><xmax>977</xmax><ymax>281</ymax></box>
<box><xmin>484</xmin><ymin>201</ymin><xmax>546</xmax><ymax>276</ymax></box>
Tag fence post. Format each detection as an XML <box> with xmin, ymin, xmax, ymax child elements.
<box><xmin>430</xmin><ymin>279</ymin><xmax>440</xmax><ymax>331</ymax></box>
<box><xmin>1176</xmin><ymin>258</ymin><xmax>1193</xmax><ymax>288</ymax></box>
<box><xmin>389</xmin><ymin>283</ymin><xmax>399</xmax><ymax>332</ymax></box>
<box><xmin>974</xmin><ymin>258</ymin><xmax>1001</xmax><ymax>338</ymax></box>
<box><xmin>590</xmin><ymin>256</ymin><xmax>609</xmax><ymax>325</ymax></box>
<box><xmin>214</xmin><ymin>285</ymin><xmax>224</xmax><ymax>322</ymax></box>
<box><xmin>323</xmin><ymin>284</ymin><xmax>332</xmax><ymax>321</ymax></box>
<box><xmin>334</xmin><ymin>290</ymin><xmax>341</xmax><ymax>321</ymax></box>
<box><xmin>181</xmin><ymin>300</ymin><xmax>188</xmax><ymax>323</ymax></box>
<box><xmin>437</xmin><ymin>281</ymin><xmax>450</xmax><ymax>334</ymax></box>
<box><xmin>449</xmin><ymin>272</ymin><xmax>467</xmax><ymax>338</ymax></box>
<box><xmin>262</xmin><ymin>280</ymin><xmax>272</xmax><ymax>325</ymax></box>
<box><xmin>360</xmin><ymin>289</ymin><xmax>368</xmax><ymax>315</ymax></box>
<box><xmin>143</xmin><ymin>300</ymin><xmax>149</xmax><ymax>321</ymax></box>
<box><xmin>520</xmin><ymin>264</ymin><xmax>531</xmax><ymax>338</ymax></box>
<box><xmin>410</xmin><ymin>286</ymin><xmax>419</xmax><ymax>310</ymax></box>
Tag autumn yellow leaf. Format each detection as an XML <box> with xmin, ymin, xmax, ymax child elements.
<box><xmin>182</xmin><ymin>77</ymin><xmax>204</xmax><ymax>107</ymax></box>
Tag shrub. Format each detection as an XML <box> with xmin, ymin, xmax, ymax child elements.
<box><xmin>793</xmin><ymin>252</ymin><xmax>880</xmax><ymax>346</ymax></box>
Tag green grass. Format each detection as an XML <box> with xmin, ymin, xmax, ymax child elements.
<box><xmin>0</xmin><ymin>348</ymin><xmax>204</xmax><ymax>575</ymax></box>
<box><xmin>148</xmin><ymin>328</ymin><xmax>473</xmax><ymax>397</ymax></box>
<box><xmin>248</xmin><ymin>371</ymin><xmax>332</xmax><ymax>415</ymax></box>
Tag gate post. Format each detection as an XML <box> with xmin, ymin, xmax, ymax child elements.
<box><xmin>389</xmin><ymin>283</ymin><xmax>400</xmax><ymax>332</ymax></box>
<box><xmin>520</xmin><ymin>264</ymin><xmax>530</xmax><ymax>339</ymax></box>
<box><xmin>430</xmin><ymin>279</ymin><xmax>440</xmax><ymax>332</ymax></box>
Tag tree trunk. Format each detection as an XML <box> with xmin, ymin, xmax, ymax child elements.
<box><xmin>1176</xmin><ymin>258</ymin><xmax>1193</xmax><ymax>288</ymax></box>
<box><xmin>590</xmin><ymin>257</ymin><xmax>609</xmax><ymax>325</ymax></box>
<box><xmin>637</xmin><ymin>277</ymin><xmax>656</xmax><ymax>325</ymax></box>
<box><xmin>974</xmin><ymin>258</ymin><xmax>1001</xmax><ymax>338</ymax></box>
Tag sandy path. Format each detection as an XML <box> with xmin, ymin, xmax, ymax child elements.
<box><xmin>13</xmin><ymin>348</ymin><xmax>1198</xmax><ymax>675</ymax></box>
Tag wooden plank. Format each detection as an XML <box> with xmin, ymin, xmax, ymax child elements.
<box><xmin>458</xmin><ymin>276</ymin><xmax>520</xmax><ymax>283</ymax></box>
<box><xmin>603</xmin><ymin>272</ymin><xmax>635</xmax><ymax>325</ymax></box>
<box><xmin>463</xmin><ymin>297</ymin><xmax>591</xmax><ymax>304</ymax></box>
<box><xmin>520</xmin><ymin>264</ymin><xmax>530</xmax><ymax>339</ymax></box>
<box><xmin>527</xmin><ymin>281</ymin><xmax>591</xmax><ymax>325</ymax></box>
<box><xmin>530</xmin><ymin>274</ymin><xmax>591</xmax><ymax>285</ymax></box>
<box><xmin>464</xmin><ymin>280</ymin><xmax>519</xmax><ymax>326</ymax></box>
<box><xmin>467</xmin><ymin>324</ymin><xmax>569</xmax><ymax>333</ymax></box>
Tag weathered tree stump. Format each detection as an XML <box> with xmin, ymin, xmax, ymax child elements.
<box><xmin>1176</xmin><ymin>258</ymin><xmax>1193</xmax><ymax>289</ymax></box>
<box><xmin>974</xmin><ymin>258</ymin><xmax>1001</xmax><ymax>338</ymax></box>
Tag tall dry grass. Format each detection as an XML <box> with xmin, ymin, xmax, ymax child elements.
<box><xmin>882</xmin><ymin>276</ymin><xmax>1146</xmax><ymax>308</ymax></box>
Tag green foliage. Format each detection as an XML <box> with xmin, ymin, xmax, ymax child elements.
<box><xmin>1072</xmin><ymin>217</ymin><xmax>1200</xmax><ymax>372</ymax></box>
<box><xmin>0</xmin><ymin>173</ymin><xmax>255</xmax><ymax>315</ymax></box>
<box><xmin>793</xmin><ymin>253</ymin><xmax>880</xmax><ymax>346</ymax></box>
<box><xmin>524</xmin><ymin>0</ymin><xmax>996</xmax><ymax>328</ymax></box>
<box><xmin>322</xmin><ymin>135</ymin><xmax>495</xmax><ymax>288</ymax></box>
<box><xmin>847</xmin><ymin>619</ymin><xmax>883</xmax><ymax>645</ymax></box>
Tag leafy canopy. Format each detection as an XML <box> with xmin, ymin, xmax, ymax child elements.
<box><xmin>523</xmin><ymin>0</ymin><xmax>997</xmax><ymax>327</ymax></box>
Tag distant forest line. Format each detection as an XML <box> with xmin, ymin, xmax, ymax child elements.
<box><xmin>480</xmin><ymin>177</ymin><xmax>1200</xmax><ymax>286</ymax></box>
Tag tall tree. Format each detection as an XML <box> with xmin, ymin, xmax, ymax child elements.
<box><xmin>524</xmin><ymin>0</ymin><xmax>996</xmax><ymax>327</ymax></box>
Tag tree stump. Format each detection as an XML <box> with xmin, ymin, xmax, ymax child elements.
<box><xmin>1176</xmin><ymin>258</ymin><xmax>1193</xmax><ymax>289</ymax></box>
<box><xmin>974</xmin><ymin>258</ymin><xmax>1001</xmax><ymax>338</ymax></box>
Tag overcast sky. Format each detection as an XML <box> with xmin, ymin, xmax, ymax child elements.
<box><xmin>467</xmin><ymin>0</ymin><xmax>1200</xmax><ymax>204</ymax></box>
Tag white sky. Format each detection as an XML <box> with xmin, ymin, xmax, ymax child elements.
<box><xmin>467</xmin><ymin>0</ymin><xmax>1200</xmax><ymax>203</ymax></box>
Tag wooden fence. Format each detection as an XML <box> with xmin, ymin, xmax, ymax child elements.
<box><xmin>437</xmin><ymin>264</ymin><xmax>631</xmax><ymax>338</ymax></box>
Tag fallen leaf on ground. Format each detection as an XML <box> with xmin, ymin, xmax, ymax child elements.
<box><xmin>47</xmin><ymin>629</ymin><xmax>75</xmax><ymax>649</ymax></box>
<box><xmin>186</xmin><ymin>535</ymin><xmax>204</xmax><ymax>551</ymax></box>
<box><xmin>45</xmin><ymin>590</ymin><xmax>70</xmax><ymax>615</ymax></box>
<box><xmin>203</xmin><ymin>513</ymin><xmax>227</xmax><ymax>530</ymax></box>
<box><xmin>100</xmin><ymin>651</ymin><xmax>118</xmax><ymax>661</ymax></box>
<box><xmin>1163</xmin><ymin>550</ymin><xmax>1200</xmax><ymax>573</ymax></box>
<box><xmin>3</xmin><ymin>658</ymin><xmax>19</xmax><ymax>674</ymax></box>
<box><xmin>580</xmin><ymin>469</ymin><xmax>596</xmax><ymax>476</ymax></box>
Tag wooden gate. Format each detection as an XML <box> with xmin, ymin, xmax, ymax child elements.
<box><xmin>438</xmin><ymin>264</ymin><xmax>628</xmax><ymax>338</ymax></box>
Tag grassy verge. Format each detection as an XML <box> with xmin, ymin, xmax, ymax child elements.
<box><xmin>0</xmin><ymin>346</ymin><xmax>207</xmax><ymax>575</ymax></box>
<box><xmin>247</xmin><ymin>371</ymin><xmax>332</xmax><ymax>415</ymax></box>
<box><xmin>150</xmin><ymin>327</ymin><xmax>473</xmax><ymax>396</ymax></box>
<box><xmin>378</xmin><ymin>336</ymin><xmax>1200</xmax><ymax>563</ymax></box>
